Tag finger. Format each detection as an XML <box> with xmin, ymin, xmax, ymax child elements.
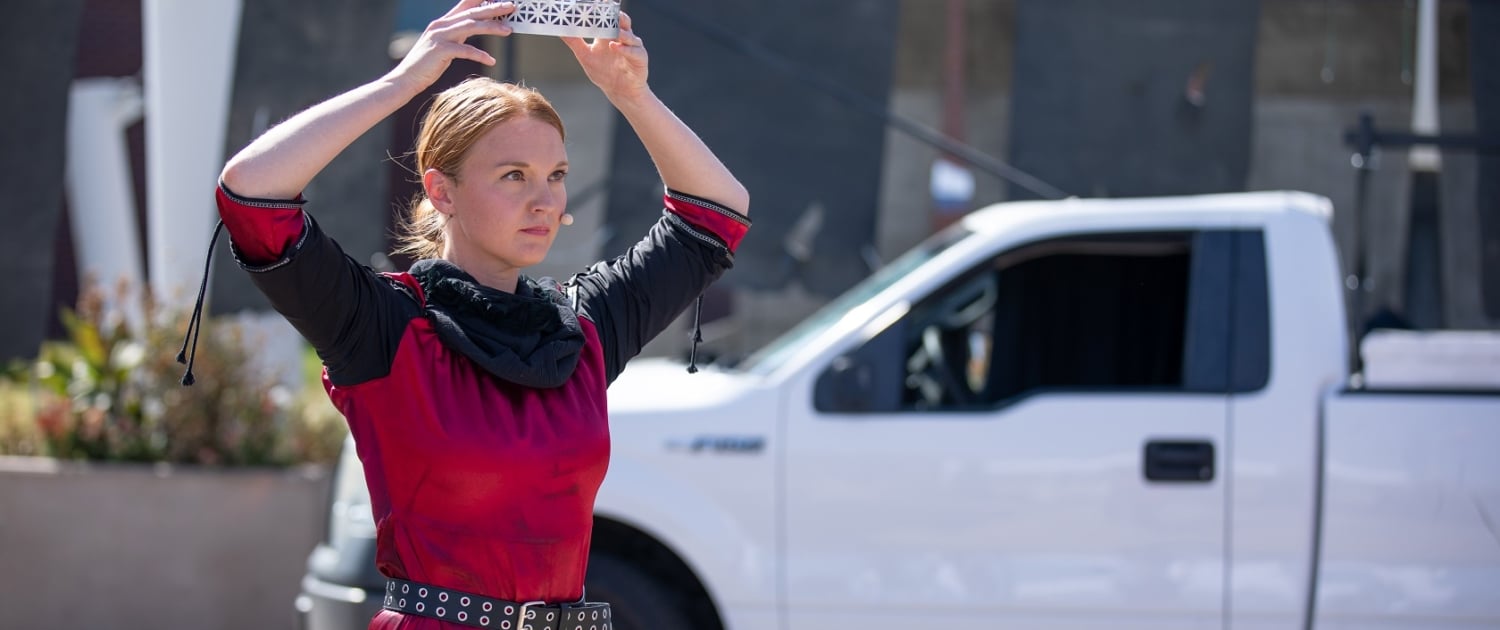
<box><xmin>604</xmin><ymin>24</ymin><xmax>640</xmax><ymax>48</ymax></box>
<box><xmin>609</xmin><ymin>40</ymin><xmax>645</xmax><ymax>55</ymax></box>
<box><xmin>433</xmin><ymin>0</ymin><xmax>512</xmax><ymax>30</ymax></box>
<box><xmin>610</xmin><ymin>41</ymin><xmax>648</xmax><ymax>66</ymax></box>
<box><xmin>444</xmin><ymin>41</ymin><xmax>497</xmax><ymax>66</ymax></box>
<box><xmin>560</xmin><ymin>36</ymin><xmax>590</xmax><ymax>56</ymax></box>
<box><xmin>442</xmin><ymin>0</ymin><xmax>487</xmax><ymax>20</ymax></box>
<box><xmin>618</xmin><ymin>10</ymin><xmax>632</xmax><ymax>32</ymax></box>
<box><xmin>435</xmin><ymin>16</ymin><xmax>514</xmax><ymax>41</ymax></box>
<box><xmin>458</xmin><ymin>0</ymin><xmax>516</xmax><ymax>21</ymax></box>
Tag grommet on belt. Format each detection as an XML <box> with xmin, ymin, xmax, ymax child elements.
<box><xmin>384</xmin><ymin>578</ymin><xmax>613</xmax><ymax>630</ymax></box>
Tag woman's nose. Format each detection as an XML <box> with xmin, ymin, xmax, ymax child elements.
<box><xmin>531</xmin><ymin>184</ymin><xmax>557</xmax><ymax>212</ymax></box>
<box><xmin>532</xmin><ymin>183</ymin><xmax>565</xmax><ymax>214</ymax></box>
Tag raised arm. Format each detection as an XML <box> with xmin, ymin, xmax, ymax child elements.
<box><xmin>563</xmin><ymin>12</ymin><xmax>750</xmax><ymax>214</ymax></box>
<box><xmin>212</xmin><ymin>1</ymin><xmax>517</xmax><ymax>387</ymax></box>
<box><xmin>561</xmin><ymin>15</ymin><xmax>751</xmax><ymax>381</ymax></box>
<box><xmin>221</xmin><ymin>0</ymin><xmax>516</xmax><ymax>198</ymax></box>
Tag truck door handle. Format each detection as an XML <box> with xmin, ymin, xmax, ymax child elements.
<box><xmin>1143</xmin><ymin>440</ymin><xmax>1215</xmax><ymax>482</ymax></box>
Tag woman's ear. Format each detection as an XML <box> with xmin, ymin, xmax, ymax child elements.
<box><xmin>423</xmin><ymin>169</ymin><xmax>454</xmax><ymax>215</ymax></box>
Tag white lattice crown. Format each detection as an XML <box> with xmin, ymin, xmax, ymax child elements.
<box><xmin>500</xmin><ymin>0</ymin><xmax>620</xmax><ymax>39</ymax></box>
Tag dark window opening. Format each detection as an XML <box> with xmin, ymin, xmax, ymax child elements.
<box><xmin>901</xmin><ymin>234</ymin><xmax>1194</xmax><ymax>410</ymax></box>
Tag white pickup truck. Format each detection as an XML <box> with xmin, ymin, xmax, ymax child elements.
<box><xmin>300</xmin><ymin>191</ymin><xmax>1500</xmax><ymax>630</ymax></box>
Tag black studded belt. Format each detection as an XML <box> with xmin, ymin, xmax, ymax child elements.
<box><xmin>383</xmin><ymin>579</ymin><xmax>613</xmax><ymax>630</ymax></box>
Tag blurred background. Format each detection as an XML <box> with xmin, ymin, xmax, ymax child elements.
<box><xmin>2</xmin><ymin>0</ymin><xmax>1496</xmax><ymax>366</ymax></box>
<box><xmin>0</xmin><ymin>0</ymin><xmax>1495</xmax><ymax>628</ymax></box>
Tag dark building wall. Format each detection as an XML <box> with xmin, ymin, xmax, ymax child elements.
<box><xmin>1254</xmin><ymin>0</ymin><xmax>1472</xmax><ymax>100</ymax></box>
<box><xmin>1007</xmin><ymin>0</ymin><xmax>1260</xmax><ymax>200</ymax></box>
<box><xmin>1249</xmin><ymin>0</ymin><xmax>1488</xmax><ymax>330</ymax></box>
<box><xmin>0</xmin><ymin>0</ymin><xmax>86</xmax><ymax>361</ymax></box>
<box><xmin>211</xmin><ymin>0</ymin><xmax>399</xmax><ymax>314</ymax></box>
<box><xmin>602</xmin><ymin>0</ymin><xmax>902</xmax><ymax>297</ymax></box>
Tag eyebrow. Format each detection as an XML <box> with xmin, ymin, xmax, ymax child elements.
<box><xmin>494</xmin><ymin>160</ymin><xmax>569</xmax><ymax>169</ymax></box>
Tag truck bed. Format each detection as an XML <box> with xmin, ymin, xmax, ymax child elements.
<box><xmin>1315</xmin><ymin>392</ymin><xmax>1500</xmax><ymax>628</ymax></box>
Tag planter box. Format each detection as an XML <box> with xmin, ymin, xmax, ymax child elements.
<box><xmin>0</xmin><ymin>456</ymin><xmax>331</xmax><ymax>630</ymax></box>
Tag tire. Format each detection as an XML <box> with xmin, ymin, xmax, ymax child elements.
<box><xmin>584</xmin><ymin>554</ymin><xmax>694</xmax><ymax>630</ymax></box>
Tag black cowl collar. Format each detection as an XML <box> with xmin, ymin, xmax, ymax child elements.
<box><xmin>408</xmin><ymin>259</ymin><xmax>584</xmax><ymax>389</ymax></box>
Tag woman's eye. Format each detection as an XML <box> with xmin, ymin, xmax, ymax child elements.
<box><xmin>502</xmin><ymin>171</ymin><xmax>524</xmax><ymax>181</ymax></box>
<box><xmin>550</xmin><ymin>170</ymin><xmax>569</xmax><ymax>182</ymax></box>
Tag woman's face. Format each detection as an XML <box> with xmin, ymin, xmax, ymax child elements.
<box><xmin>432</xmin><ymin>115</ymin><xmax>569</xmax><ymax>279</ymax></box>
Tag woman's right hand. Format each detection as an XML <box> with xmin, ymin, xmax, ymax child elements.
<box><xmin>386</xmin><ymin>0</ymin><xmax>516</xmax><ymax>92</ymax></box>
<box><xmin>220</xmin><ymin>0</ymin><xmax>517</xmax><ymax>200</ymax></box>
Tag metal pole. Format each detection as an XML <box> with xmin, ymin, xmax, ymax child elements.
<box><xmin>1410</xmin><ymin>0</ymin><xmax>1441</xmax><ymax>170</ymax></box>
<box><xmin>1349</xmin><ymin>113</ymin><xmax>1375</xmax><ymax>376</ymax></box>
<box><xmin>1403</xmin><ymin>0</ymin><xmax>1444</xmax><ymax>329</ymax></box>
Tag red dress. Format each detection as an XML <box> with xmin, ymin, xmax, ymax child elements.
<box><xmin>349</xmin><ymin>292</ymin><xmax>611</xmax><ymax>628</ymax></box>
<box><xmin>215</xmin><ymin>183</ymin><xmax>749</xmax><ymax>629</ymax></box>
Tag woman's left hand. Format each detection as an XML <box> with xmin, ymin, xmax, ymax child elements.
<box><xmin>562</xmin><ymin>11</ymin><xmax>649</xmax><ymax>102</ymax></box>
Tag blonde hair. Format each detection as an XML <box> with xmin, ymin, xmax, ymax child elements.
<box><xmin>394</xmin><ymin>78</ymin><xmax>566</xmax><ymax>260</ymax></box>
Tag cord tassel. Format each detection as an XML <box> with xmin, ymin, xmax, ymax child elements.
<box><xmin>176</xmin><ymin>221</ymin><xmax>225</xmax><ymax>386</ymax></box>
<box><xmin>686</xmin><ymin>294</ymin><xmax>704</xmax><ymax>374</ymax></box>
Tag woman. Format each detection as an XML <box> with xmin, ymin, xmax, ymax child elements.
<box><xmin>205</xmin><ymin>1</ymin><xmax>749</xmax><ymax>627</ymax></box>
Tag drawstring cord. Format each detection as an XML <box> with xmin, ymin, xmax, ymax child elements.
<box><xmin>176</xmin><ymin>220</ymin><xmax>225</xmax><ymax>386</ymax></box>
<box><xmin>686</xmin><ymin>294</ymin><xmax>703</xmax><ymax>374</ymax></box>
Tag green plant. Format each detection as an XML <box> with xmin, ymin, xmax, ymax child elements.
<box><xmin>0</xmin><ymin>380</ymin><xmax>42</xmax><ymax>457</ymax></box>
<box><xmin>1</xmin><ymin>282</ymin><xmax>346</xmax><ymax>466</ymax></box>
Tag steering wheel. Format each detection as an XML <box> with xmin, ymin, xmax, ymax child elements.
<box><xmin>904</xmin><ymin>273</ymin><xmax>997</xmax><ymax>408</ymax></box>
<box><xmin>906</xmin><ymin>324</ymin><xmax>973</xmax><ymax>407</ymax></box>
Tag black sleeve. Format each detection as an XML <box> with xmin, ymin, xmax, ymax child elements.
<box><xmin>567</xmin><ymin>209</ymin><xmax>739</xmax><ymax>385</ymax></box>
<box><xmin>233</xmin><ymin>214</ymin><xmax>419</xmax><ymax>386</ymax></box>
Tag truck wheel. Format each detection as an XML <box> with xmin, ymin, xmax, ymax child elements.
<box><xmin>585</xmin><ymin>553</ymin><xmax>694</xmax><ymax>630</ymax></box>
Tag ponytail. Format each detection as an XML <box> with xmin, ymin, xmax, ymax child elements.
<box><xmin>393</xmin><ymin>195</ymin><xmax>446</xmax><ymax>260</ymax></box>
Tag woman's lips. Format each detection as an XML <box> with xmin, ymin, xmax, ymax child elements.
<box><xmin>521</xmin><ymin>226</ymin><xmax>551</xmax><ymax>236</ymax></box>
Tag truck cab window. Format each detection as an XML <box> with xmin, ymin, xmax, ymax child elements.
<box><xmin>902</xmin><ymin>233</ymin><xmax>1195</xmax><ymax>410</ymax></box>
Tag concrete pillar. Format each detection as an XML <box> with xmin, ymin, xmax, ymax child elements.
<box><xmin>65</xmin><ymin>77</ymin><xmax>147</xmax><ymax>330</ymax></box>
<box><xmin>1409</xmin><ymin>0</ymin><xmax>1441</xmax><ymax>171</ymax></box>
<box><xmin>142</xmin><ymin>0</ymin><xmax>243</xmax><ymax>308</ymax></box>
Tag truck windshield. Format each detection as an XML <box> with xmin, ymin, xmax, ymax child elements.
<box><xmin>740</xmin><ymin>223</ymin><xmax>975</xmax><ymax>375</ymax></box>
